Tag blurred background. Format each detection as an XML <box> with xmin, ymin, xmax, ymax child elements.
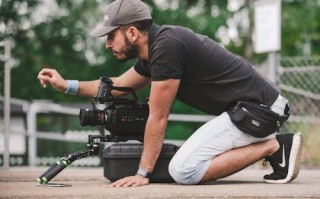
<box><xmin>1</xmin><ymin>0</ymin><xmax>319</xmax><ymax>169</ymax></box>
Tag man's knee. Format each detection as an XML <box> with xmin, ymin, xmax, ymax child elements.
<box><xmin>169</xmin><ymin>160</ymin><xmax>196</xmax><ymax>185</ymax></box>
<box><xmin>168</xmin><ymin>158</ymin><xmax>208</xmax><ymax>185</ymax></box>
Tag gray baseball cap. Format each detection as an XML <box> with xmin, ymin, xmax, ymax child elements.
<box><xmin>90</xmin><ymin>0</ymin><xmax>152</xmax><ymax>37</ymax></box>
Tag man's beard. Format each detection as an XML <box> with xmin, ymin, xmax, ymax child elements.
<box><xmin>117</xmin><ymin>35</ymin><xmax>139</xmax><ymax>63</ymax></box>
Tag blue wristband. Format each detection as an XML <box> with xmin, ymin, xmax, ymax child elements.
<box><xmin>64</xmin><ymin>80</ymin><xmax>79</xmax><ymax>95</ymax></box>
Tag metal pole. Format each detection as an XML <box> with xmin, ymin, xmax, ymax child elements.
<box><xmin>27</xmin><ymin>103</ymin><xmax>37</xmax><ymax>167</ymax></box>
<box><xmin>268</xmin><ymin>52</ymin><xmax>279</xmax><ymax>83</ymax></box>
<box><xmin>2</xmin><ymin>40</ymin><xmax>11</xmax><ymax>170</ymax></box>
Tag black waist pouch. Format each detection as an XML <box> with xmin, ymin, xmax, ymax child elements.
<box><xmin>227</xmin><ymin>101</ymin><xmax>290</xmax><ymax>138</ymax></box>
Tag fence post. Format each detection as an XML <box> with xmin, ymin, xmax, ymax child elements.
<box><xmin>27</xmin><ymin>102</ymin><xmax>38</xmax><ymax>167</ymax></box>
<box><xmin>0</xmin><ymin>40</ymin><xmax>11</xmax><ymax>170</ymax></box>
<box><xmin>268</xmin><ymin>52</ymin><xmax>279</xmax><ymax>83</ymax></box>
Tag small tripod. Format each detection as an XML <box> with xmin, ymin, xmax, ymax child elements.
<box><xmin>37</xmin><ymin>134</ymin><xmax>130</xmax><ymax>184</ymax></box>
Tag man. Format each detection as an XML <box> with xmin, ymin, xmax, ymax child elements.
<box><xmin>38</xmin><ymin>0</ymin><xmax>303</xmax><ymax>187</ymax></box>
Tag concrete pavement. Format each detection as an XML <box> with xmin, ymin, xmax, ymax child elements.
<box><xmin>0</xmin><ymin>167</ymin><xmax>319</xmax><ymax>198</ymax></box>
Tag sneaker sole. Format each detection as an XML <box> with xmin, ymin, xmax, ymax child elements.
<box><xmin>264</xmin><ymin>132</ymin><xmax>304</xmax><ymax>184</ymax></box>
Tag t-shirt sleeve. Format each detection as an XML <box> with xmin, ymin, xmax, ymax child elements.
<box><xmin>149</xmin><ymin>36</ymin><xmax>185</xmax><ymax>81</ymax></box>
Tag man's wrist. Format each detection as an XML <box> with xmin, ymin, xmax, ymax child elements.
<box><xmin>136</xmin><ymin>167</ymin><xmax>150</xmax><ymax>178</ymax></box>
<box><xmin>64</xmin><ymin>80</ymin><xmax>79</xmax><ymax>95</ymax></box>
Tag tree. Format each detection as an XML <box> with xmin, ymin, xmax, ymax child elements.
<box><xmin>1</xmin><ymin>0</ymin><xmax>319</xmax><ymax>102</ymax></box>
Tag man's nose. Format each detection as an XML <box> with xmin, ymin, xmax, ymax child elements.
<box><xmin>106</xmin><ymin>39</ymin><xmax>112</xmax><ymax>49</ymax></box>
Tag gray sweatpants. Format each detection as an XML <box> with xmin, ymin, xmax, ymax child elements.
<box><xmin>168</xmin><ymin>95</ymin><xmax>288</xmax><ymax>184</ymax></box>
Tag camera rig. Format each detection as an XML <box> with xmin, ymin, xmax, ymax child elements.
<box><xmin>37</xmin><ymin>77</ymin><xmax>149</xmax><ymax>184</ymax></box>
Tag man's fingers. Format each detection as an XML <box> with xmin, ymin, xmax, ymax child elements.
<box><xmin>38</xmin><ymin>74</ymin><xmax>52</xmax><ymax>87</ymax></box>
<box><xmin>37</xmin><ymin>68</ymin><xmax>56</xmax><ymax>88</ymax></box>
<box><xmin>123</xmin><ymin>179</ymin><xmax>139</xmax><ymax>187</ymax></box>
<box><xmin>38</xmin><ymin>68</ymin><xmax>55</xmax><ymax>76</ymax></box>
<box><xmin>39</xmin><ymin>79</ymin><xmax>47</xmax><ymax>88</ymax></box>
<box><xmin>110</xmin><ymin>176</ymin><xmax>149</xmax><ymax>187</ymax></box>
<box><xmin>38</xmin><ymin>76</ymin><xmax>49</xmax><ymax>88</ymax></box>
<box><xmin>110</xmin><ymin>178</ymin><xmax>125</xmax><ymax>187</ymax></box>
<box><xmin>111</xmin><ymin>179</ymin><xmax>128</xmax><ymax>187</ymax></box>
<box><xmin>131</xmin><ymin>180</ymin><xmax>147</xmax><ymax>187</ymax></box>
<box><xmin>37</xmin><ymin>68</ymin><xmax>55</xmax><ymax>81</ymax></box>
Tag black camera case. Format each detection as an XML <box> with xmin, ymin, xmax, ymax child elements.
<box><xmin>103</xmin><ymin>143</ymin><xmax>178</xmax><ymax>183</ymax></box>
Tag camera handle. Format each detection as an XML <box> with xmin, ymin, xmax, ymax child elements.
<box><xmin>95</xmin><ymin>76</ymin><xmax>138</xmax><ymax>104</ymax></box>
<box><xmin>95</xmin><ymin>86</ymin><xmax>138</xmax><ymax>104</ymax></box>
<box><xmin>37</xmin><ymin>134</ymin><xmax>120</xmax><ymax>184</ymax></box>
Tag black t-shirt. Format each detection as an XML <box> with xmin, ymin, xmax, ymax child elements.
<box><xmin>134</xmin><ymin>24</ymin><xmax>279</xmax><ymax>115</ymax></box>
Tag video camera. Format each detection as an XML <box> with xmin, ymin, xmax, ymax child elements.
<box><xmin>79</xmin><ymin>76</ymin><xmax>149</xmax><ymax>141</ymax></box>
<box><xmin>37</xmin><ymin>77</ymin><xmax>149</xmax><ymax>184</ymax></box>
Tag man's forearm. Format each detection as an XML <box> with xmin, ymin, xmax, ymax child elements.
<box><xmin>139</xmin><ymin>115</ymin><xmax>167</xmax><ymax>173</ymax></box>
<box><xmin>138</xmin><ymin>79</ymin><xmax>180</xmax><ymax>173</ymax></box>
<box><xmin>77</xmin><ymin>78</ymin><xmax>130</xmax><ymax>97</ymax></box>
<box><xmin>78</xmin><ymin>80</ymin><xmax>100</xmax><ymax>97</ymax></box>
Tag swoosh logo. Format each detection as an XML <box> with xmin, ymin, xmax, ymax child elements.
<box><xmin>279</xmin><ymin>146</ymin><xmax>286</xmax><ymax>168</ymax></box>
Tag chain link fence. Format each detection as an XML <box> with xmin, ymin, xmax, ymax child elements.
<box><xmin>279</xmin><ymin>56</ymin><xmax>320</xmax><ymax>167</ymax></box>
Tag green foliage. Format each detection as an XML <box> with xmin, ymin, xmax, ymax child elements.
<box><xmin>281</xmin><ymin>0</ymin><xmax>320</xmax><ymax>56</ymax></box>
<box><xmin>2</xmin><ymin>0</ymin><xmax>319</xmax><ymax>102</ymax></box>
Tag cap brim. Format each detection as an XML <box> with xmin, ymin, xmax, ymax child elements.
<box><xmin>89</xmin><ymin>25</ymin><xmax>119</xmax><ymax>37</ymax></box>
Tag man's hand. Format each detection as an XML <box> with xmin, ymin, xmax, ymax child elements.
<box><xmin>110</xmin><ymin>175</ymin><xmax>149</xmax><ymax>187</ymax></box>
<box><xmin>37</xmin><ymin>68</ymin><xmax>68</xmax><ymax>92</ymax></box>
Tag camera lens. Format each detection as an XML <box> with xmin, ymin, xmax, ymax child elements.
<box><xmin>79</xmin><ymin>108</ymin><xmax>105</xmax><ymax>126</ymax></box>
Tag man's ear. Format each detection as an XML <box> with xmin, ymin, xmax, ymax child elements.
<box><xmin>126</xmin><ymin>26</ymin><xmax>139</xmax><ymax>43</ymax></box>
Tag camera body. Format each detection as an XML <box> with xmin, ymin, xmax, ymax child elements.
<box><xmin>79</xmin><ymin>77</ymin><xmax>149</xmax><ymax>141</ymax></box>
<box><xmin>103</xmin><ymin>103</ymin><xmax>149</xmax><ymax>137</ymax></box>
